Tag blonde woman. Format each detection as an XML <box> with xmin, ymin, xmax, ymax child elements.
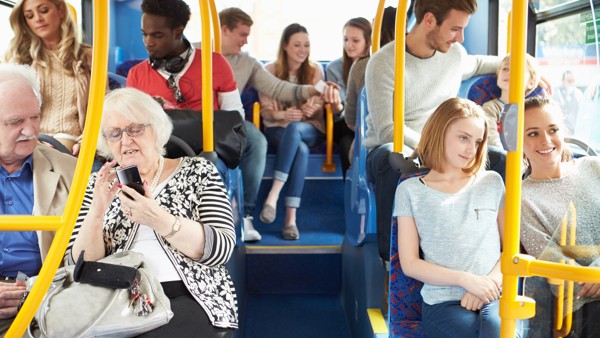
<box><xmin>5</xmin><ymin>0</ymin><xmax>92</xmax><ymax>155</ymax></box>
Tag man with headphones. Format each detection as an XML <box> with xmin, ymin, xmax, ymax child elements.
<box><xmin>127</xmin><ymin>0</ymin><xmax>266</xmax><ymax>244</ymax></box>
<box><xmin>127</xmin><ymin>0</ymin><xmax>243</xmax><ymax>115</ymax></box>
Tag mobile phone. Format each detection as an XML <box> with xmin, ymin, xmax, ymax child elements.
<box><xmin>314</xmin><ymin>80</ymin><xmax>326</xmax><ymax>94</ymax></box>
<box><xmin>116</xmin><ymin>165</ymin><xmax>145</xmax><ymax>199</ymax></box>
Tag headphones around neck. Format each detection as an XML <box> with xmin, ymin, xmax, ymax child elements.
<box><xmin>149</xmin><ymin>39</ymin><xmax>193</xmax><ymax>74</ymax></box>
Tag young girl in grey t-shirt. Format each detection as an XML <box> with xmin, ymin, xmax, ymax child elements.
<box><xmin>394</xmin><ymin>98</ymin><xmax>507</xmax><ymax>338</ymax></box>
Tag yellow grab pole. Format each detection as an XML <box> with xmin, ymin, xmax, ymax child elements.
<box><xmin>4</xmin><ymin>1</ymin><xmax>109</xmax><ymax>336</ymax></box>
<box><xmin>506</xmin><ymin>11</ymin><xmax>512</xmax><ymax>54</ymax></box>
<box><xmin>253</xmin><ymin>102</ymin><xmax>261</xmax><ymax>129</ymax></box>
<box><xmin>208</xmin><ymin>0</ymin><xmax>220</xmax><ymax>53</ymax></box>
<box><xmin>500</xmin><ymin>1</ymin><xmax>533</xmax><ymax>337</ymax></box>
<box><xmin>322</xmin><ymin>103</ymin><xmax>336</xmax><ymax>173</ymax></box>
<box><xmin>199</xmin><ymin>0</ymin><xmax>214</xmax><ymax>152</ymax></box>
<box><xmin>393</xmin><ymin>0</ymin><xmax>409</xmax><ymax>153</ymax></box>
<box><xmin>371</xmin><ymin>0</ymin><xmax>386</xmax><ymax>54</ymax></box>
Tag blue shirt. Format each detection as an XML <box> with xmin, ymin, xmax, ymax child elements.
<box><xmin>0</xmin><ymin>156</ymin><xmax>42</xmax><ymax>277</ymax></box>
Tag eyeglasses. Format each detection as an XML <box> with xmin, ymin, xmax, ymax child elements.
<box><xmin>103</xmin><ymin>123</ymin><xmax>150</xmax><ymax>142</ymax></box>
<box><xmin>166</xmin><ymin>75</ymin><xmax>185</xmax><ymax>104</ymax></box>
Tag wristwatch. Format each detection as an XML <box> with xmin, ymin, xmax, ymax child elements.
<box><xmin>164</xmin><ymin>216</ymin><xmax>181</xmax><ymax>239</ymax></box>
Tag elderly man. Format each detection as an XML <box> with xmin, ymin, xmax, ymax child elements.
<box><xmin>0</xmin><ymin>63</ymin><xmax>77</xmax><ymax>335</ymax></box>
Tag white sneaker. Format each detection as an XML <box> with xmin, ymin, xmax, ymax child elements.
<box><xmin>242</xmin><ymin>216</ymin><xmax>261</xmax><ymax>242</ymax></box>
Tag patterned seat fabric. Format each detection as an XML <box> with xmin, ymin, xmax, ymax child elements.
<box><xmin>389</xmin><ymin>170</ymin><xmax>429</xmax><ymax>338</ymax></box>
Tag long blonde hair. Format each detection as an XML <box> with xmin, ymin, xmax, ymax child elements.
<box><xmin>4</xmin><ymin>0</ymin><xmax>88</xmax><ymax>77</ymax></box>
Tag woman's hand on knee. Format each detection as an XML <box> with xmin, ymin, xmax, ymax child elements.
<box><xmin>460</xmin><ymin>292</ymin><xmax>484</xmax><ymax>311</ymax></box>
<box><xmin>462</xmin><ymin>274</ymin><xmax>501</xmax><ymax>303</ymax></box>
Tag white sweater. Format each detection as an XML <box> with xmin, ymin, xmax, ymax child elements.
<box><xmin>364</xmin><ymin>41</ymin><xmax>500</xmax><ymax>150</ymax></box>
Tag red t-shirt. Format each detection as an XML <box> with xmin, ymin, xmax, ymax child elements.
<box><xmin>126</xmin><ymin>49</ymin><xmax>238</xmax><ymax>110</ymax></box>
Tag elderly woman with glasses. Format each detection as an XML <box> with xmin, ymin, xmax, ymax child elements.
<box><xmin>65</xmin><ymin>88</ymin><xmax>238</xmax><ymax>337</ymax></box>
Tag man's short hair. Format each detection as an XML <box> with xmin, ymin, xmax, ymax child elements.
<box><xmin>219</xmin><ymin>7</ymin><xmax>253</xmax><ymax>30</ymax></box>
<box><xmin>0</xmin><ymin>63</ymin><xmax>42</xmax><ymax>108</ymax></box>
<box><xmin>141</xmin><ymin>0</ymin><xmax>191</xmax><ymax>29</ymax></box>
<box><xmin>414</xmin><ymin>0</ymin><xmax>477</xmax><ymax>25</ymax></box>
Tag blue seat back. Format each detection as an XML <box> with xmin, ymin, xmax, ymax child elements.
<box><xmin>388</xmin><ymin>170</ymin><xmax>429</xmax><ymax>337</ymax></box>
<box><xmin>457</xmin><ymin>74</ymin><xmax>547</xmax><ymax>105</ymax></box>
<box><xmin>116</xmin><ymin>58</ymin><xmax>145</xmax><ymax>78</ymax></box>
<box><xmin>240</xmin><ymin>83</ymin><xmax>260</xmax><ymax>125</ymax></box>
<box><xmin>344</xmin><ymin>86</ymin><xmax>377</xmax><ymax>246</ymax></box>
<box><xmin>108</xmin><ymin>72</ymin><xmax>127</xmax><ymax>90</ymax></box>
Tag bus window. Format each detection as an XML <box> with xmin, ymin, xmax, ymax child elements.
<box><xmin>0</xmin><ymin>3</ymin><xmax>12</xmax><ymax>56</ymax></box>
<box><xmin>184</xmin><ymin>0</ymin><xmax>397</xmax><ymax>61</ymax></box>
<box><xmin>535</xmin><ymin>5</ymin><xmax>600</xmax><ymax>150</ymax></box>
<box><xmin>531</xmin><ymin>0</ymin><xmax>584</xmax><ymax>13</ymax></box>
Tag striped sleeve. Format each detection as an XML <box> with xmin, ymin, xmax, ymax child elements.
<box><xmin>64</xmin><ymin>173</ymin><xmax>98</xmax><ymax>265</ymax></box>
<box><xmin>194</xmin><ymin>160</ymin><xmax>236</xmax><ymax>266</ymax></box>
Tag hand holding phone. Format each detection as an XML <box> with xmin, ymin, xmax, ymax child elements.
<box><xmin>116</xmin><ymin>165</ymin><xmax>145</xmax><ymax>199</ymax></box>
<box><xmin>314</xmin><ymin>80</ymin><xmax>327</xmax><ymax>94</ymax></box>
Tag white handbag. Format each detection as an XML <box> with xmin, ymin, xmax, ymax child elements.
<box><xmin>26</xmin><ymin>251</ymin><xmax>173</xmax><ymax>338</ymax></box>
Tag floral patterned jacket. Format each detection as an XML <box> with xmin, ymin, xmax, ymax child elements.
<box><xmin>65</xmin><ymin>157</ymin><xmax>238</xmax><ymax>328</ymax></box>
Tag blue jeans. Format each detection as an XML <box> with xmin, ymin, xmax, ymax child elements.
<box><xmin>423</xmin><ymin>300</ymin><xmax>503</xmax><ymax>338</ymax></box>
<box><xmin>240</xmin><ymin>121</ymin><xmax>268</xmax><ymax>216</ymax></box>
<box><xmin>264</xmin><ymin>122</ymin><xmax>324</xmax><ymax>208</ymax></box>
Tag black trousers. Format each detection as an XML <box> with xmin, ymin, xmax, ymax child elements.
<box><xmin>137</xmin><ymin>281</ymin><xmax>234</xmax><ymax>338</ymax></box>
<box><xmin>333</xmin><ymin>119</ymin><xmax>354</xmax><ymax>177</ymax></box>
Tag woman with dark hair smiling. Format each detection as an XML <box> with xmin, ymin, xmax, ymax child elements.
<box><xmin>259</xmin><ymin>23</ymin><xmax>325</xmax><ymax>240</ymax></box>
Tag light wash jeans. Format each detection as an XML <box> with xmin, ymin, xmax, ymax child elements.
<box><xmin>423</xmin><ymin>300</ymin><xmax>523</xmax><ymax>338</ymax></box>
<box><xmin>264</xmin><ymin>122</ymin><xmax>324</xmax><ymax>208</ymax></box>
<box><xmin>240</xmin><ymin>121</ymin><xmax>268</xmax><ymax>216</ymax></box>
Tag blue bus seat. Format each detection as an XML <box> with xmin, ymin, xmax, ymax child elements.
<box><xmin>116</xmin><ymin>58</ymin><xmax>144</xmax><ymax>78</ymax></box>
<box><xmin>108</xmin><ymin>72</ymin><xmax>127</xmax><ymax>90</ymax></box>
<box><xmin>388</xmin><ymin>170</ymin><xmax>429</xmax><ymax>338</ymax></box>
<box><xmin>344</xmin><ymin>86</ymin><xmax>377</xmax><ymax>246</ymax></box>
<box><xmin>457</xmin><ymin>74</ymin><xmax>547</xmax><ymax>105</ymax></box>
<box><xmin>241</xmin><ymin>83</ymin><xmax>260</xmax><ymax>125</ymax></box>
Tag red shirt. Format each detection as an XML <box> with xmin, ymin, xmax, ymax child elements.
<box><xmin>126</xmin><ymin>49</ymin><xmax>238</xmax><ymax>110</ymax></box>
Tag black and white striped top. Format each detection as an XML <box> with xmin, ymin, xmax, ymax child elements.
<box><xmin>65</xmin><ymin>156</ymin><xmax>238</xmax><ymax>328</ymax></box>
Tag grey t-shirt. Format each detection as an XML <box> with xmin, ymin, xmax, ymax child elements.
<box><xmin>393</xmin><ymin>170</ymin><xmax>505</xmax><ymax>305</ymax></box>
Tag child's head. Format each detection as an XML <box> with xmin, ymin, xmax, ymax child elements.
<box><xmin>418</xmin><ymin>98</ymin><xmax>488</xmax><ymax>175</ymax></box>
<box><xmin>496</xmin><ymin>54</ymin><xmax>540</xmax><ymax>96</ymax></box>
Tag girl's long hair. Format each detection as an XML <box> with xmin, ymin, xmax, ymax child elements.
<box><xmin>5</xmin><ymin>0</ymin><xmax>87</xmax><ymax>77</ymax></box>
<box><xmin>274</xmin><ymin>23</ymin><xmax>315</xmax><ymax>85</ymax></box>
<box><xmin>341</xmin><ymin>17</ymin><xmax>371</xmax><ymax>85</ymax></box>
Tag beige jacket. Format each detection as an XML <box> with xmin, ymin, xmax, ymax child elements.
<box><xmin>31</xmin><ymin>144</ymin><xmax>77</xmax><ymax>262</ymax></box>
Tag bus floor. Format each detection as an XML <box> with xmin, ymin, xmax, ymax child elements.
<box><xmin>231</xmin><ymin>158</ymin><xmax>353</xmax><ymax>338</ymax></box>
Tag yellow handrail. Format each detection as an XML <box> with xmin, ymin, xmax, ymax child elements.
<box><xmin>500</xmin><ymin>1</ymin><xmax>533</xmax><ymax>336</ymax></box>
<box><xmin>199</xmin><ymin>0</ymin><xmax>214</xmax><ymax>153</ymax></box>
<box><xmin>500</xmin><ymin>5</ymin><xmax>600</xmax><ymax>337</ymax></box>
<box><xmin>322</xmin><ymin>103</ymin><xmax>336</xmax><ymax>173</ymax></box>
<box><xmin>3</xmin><ymin>1</ymin><xmax>109</xmax><ymax>336</ymax></box>
<box><xmin>252</xmin><ymin>102</ymin><xmax>260</xmax><ymax>129</ymax></box>
<box><xmin>392</xmin><ymin>0</ymin><xmax>409</xmax><ymax>154</ymax></box>
<box><xmin>208</xmin><ymin>0</ymin><xmax>220</xmax><ymax>53</ymax></box>
<box><xmin>506</xmin><ymin>11</ymin><xmax>512</xmax><ymax>53</ymax></box>
<box><xmin>552</xmin><ymin>203</ymin><xmax>576</xmax><ymax>338</ymax></box>
<box><xmin>371</xmin><ymin>0</ymin><xmax>386</xmax><ymax>54</ymax></box>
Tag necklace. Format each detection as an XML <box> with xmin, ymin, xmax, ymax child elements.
<box><xmin>149</xmin><ymin>157</ymin><xmax>164</xmax><ymax>192</ymax></box>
